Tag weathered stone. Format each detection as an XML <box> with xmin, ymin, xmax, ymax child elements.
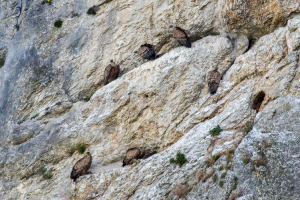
<box><xmin>0</xmin><ymin>0</ymin><xmax>300</xmax><ymax>199</ymax></box>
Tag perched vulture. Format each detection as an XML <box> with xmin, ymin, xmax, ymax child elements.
<box><xmin>70</xmin><ymin>152</ymin><xmax>92</xmax><ymax>182</ymax></box>
<box><xmin>122</xmin><ymin>148</ymin><xmax>144</xmax><ymax>167</ymax></box>
<box><xmin>104</xmin><ymin>60</ymin><xmax>120</xmax><ymax>85</ymax></box>
<box><xmin>207</xmin><ymin>67</ymin><xmax>221</xmax><ymax>94</ymax></box>
<box><xmin>172</xmin><ymin>26</ymin><xmax>191</xmax><ymax>48</ymax></box>
<box><xmin>137</xmin><ymin>44</ymin><xmax>156</xmax><ymax>61</ymax></box>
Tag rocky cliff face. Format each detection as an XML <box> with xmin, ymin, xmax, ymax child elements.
<box><xmin>0</xmin><ymin>0</ymin><xmax>300</xmax><ymax>199</ymax></box>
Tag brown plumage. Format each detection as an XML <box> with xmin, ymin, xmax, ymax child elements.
<box><xmin>70</xmin><ymin>152</ymin><xmax>92</xmax><ymax>182</ymax></box>
<box><xmin>137</xmin><ymin>44</ymin><xmax>156</xmax><ymax>61</ymax></box>
<box><xmin>207</xmin><ymin>67</ymin><xmax>221</xmax><ymax>94</ymax></box>
<box><xmin>122</xmin><ymin>148</ymin><xmax>144</xmax><ymax>167</ymax></box>
<box><xmin>172</xmin><ymin>26</ymin><xmax>191</xmax><ymax>48</ymax></box>
<box><xmin>104</xmin><ymin>60</ymin><xmax>120</xmax><ymax>85</ymax></box>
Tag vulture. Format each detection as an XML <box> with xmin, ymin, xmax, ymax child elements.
<box><xmin>172</xmin><ymin>26</ymin><xmax>191</xmax><ymax>48</ymax></box>
<box><xmin>122</xmin><ymin>148</ymin><xmax>144</xmax><ymax>167</ymax></box>
<box><xmin>104</xmin><ymin>60</ymin><xmax>120</xmax><ymax>85</ymax></box>
<box><xmin>207</xmin><ymin>67</ymin><xmax>222</xmax><ymax>95</ymax></box>
<box><xmin>137</xmin><ymin>44</ymin><xmax>156</xmax><ymax>61</ymax></box>
<box><xmin>70</xmin><ymin>152</ymin><xmax>92</xmax><ymax>182</ymax></box>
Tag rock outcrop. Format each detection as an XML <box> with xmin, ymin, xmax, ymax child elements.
<box><xmin>0</xmin><ymin>0</ymin><xmax>300</xmax><ymax>199</ymax></box>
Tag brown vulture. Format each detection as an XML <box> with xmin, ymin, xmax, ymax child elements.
<box><xmin>137</xmin><ymin>44</ymin><xmax>156</xmax><ymax>61</ymax></box>
<box><xmin>122</xmin><ymin>148</ymin><xmax>144</xmax><ymax>167</ymax></box>
<box><xmin>207</xmin><ymin>67</ymin><xmax>221</xmax><ymax>94</ymax></box>
<box><xmin>70</xmin><ymin>152</ymin><xmax>92</xmax><ymax>182</ymax></box>
<box><xmin>104</xmin><ymin>60</ymin><xmax>120</xmax><ymax>85</ymax></box>
<box><xmin>172</xmin><ymin>26</ymin><xmax>191</xmax><ymax>48</ymax></box>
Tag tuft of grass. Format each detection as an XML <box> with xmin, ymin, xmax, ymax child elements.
<box><xmin>54</xmin><ymin>20</ymin><xmax>63</xmax><ymax>28</ymax></box>
<box><xmin>242</xmin><ymin>157</ymin><xmax>250</xmax><ymax>165</ymax></box>
<box><xmin>218</xmin><ymin>165</ymin><xmax>224</xmax><ymax>171</ymax></box>
<box><xmin>67</xmin><ymin>143</ymin><xmax>88</xmax><ymax>155</ymax></box>
<box><xmin>212</xmin><ymin>155</ymin><xmax>221</xmax><ymax>162</ymax></box>
<box><xmin>219</xmin><ymin>180</ymin><xmax>224</xmax><ymax>187</ymax></box>
<box><xmin>71</xmin><ymin>12</ymin><xmax>80</xmax><ymax>17</ymax></box>
<box><xmin>76</xmin><ymin>143</ymin><xmax>87</xmax><ymax>154</ymax></box>
<box><xmin>31</xmin><ymin>113</ymin><xmax>39</xmax><ymax>120</ymax></box>
<box><xmin>38</xmin><ymin>166</ymin><xmax>47</xmax><ymax>175</ymax></box>
<box><xmin>170</xmin><ymin>152</ymin><xmax>187</xmax><ymax>166</ymax></box>
<box><xmin>135</xmin><ymin>160</ymin><xmax>141</xmax><ymax>166</ymax></box>
<box><xmin>233</xmin><ymin>176</ymin><xmax>238</xmax><ymax>190</ymax></box>
<box><xmin>43</xmin><ymin>171</ymin><xmax>53</xmax><ymax>180</ymax></box>
<box><xmin>243</xmin><ymin>121</ymin><xmax>254</xmax><ymax>133</ymax></box>
<box><xmin>87</xmin><ymin>7</ymin><xmax>96</xmax><ymax>15</ymax></box>
<box><xmin>213</xmin><ymin>174</ymin><xmax>218</xmax><ymax>182</ymax></box>
<box><xmin>209</xmin><ymin>125</ymin><xmax>223</xmax><ymax>136</ymax></box>
<box><xmin>221</xmin><ymin>172</ymin><xmax>227</xmax><ymax>178</ymax></box>
<box><xmin>41</xmin><ymin>0</ymin><xmax>52</xmax><ymax>5</ymax></box>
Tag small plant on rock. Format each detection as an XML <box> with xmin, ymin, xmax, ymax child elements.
<box><xmin>38</xmin><ymin>166</ymin><xmax>47</xmax><ymax>175</ymax></box>
<box><xmin>54</xmin><ymin>20</ymin><xmax>63</xmax><ymax>28</ymax></box>
<box><xmin>209</xmin><ymin>125</ymin><xmax>223</xmax><ymax>136</ymax></box>
<box><xmin>218</xmin><ymin>165</ymin><xmax>224</xmax><ymax>171</ymax></box>
<box><xmin>170</xmin><ymin>152</ymin><xmax>187</xmax><ymax>166</ymax></box>
<box><xmin>212</xmin><ymin>154</ymin><xmax>221</xmax><ymax>162</ymax></box>
<box><xmin>221</xmin><ymin>172</ymin><xmax>227</xmax><ymax>178</ymax></box>
<box><xmin>233</xmin><ymin>176</ymin><xmax>238</xmax><ymax>190</ymax></box>
<box><xmin>242</xmin><ymin>157</ymin><xmax>250</xmax><ymax>165</ymax></box>
<box><xmin>43</xmin><ymin>170</ymin><xmax>53</xmax><ymax>180</ymax></box>
<box><xmin>41</xmin><ymin>0</ymin><xmax>51</xmax><ymax>5</ymax></box>
<box><xmin>67</xmin><ymin>142</ymin><xmax>88</xmax><ymax>155</ymax></box>
<box><xmin>213</xmin><ymin>174</ymin><xmax>218</xmax><ymax>182</ymax></box>
<box><xmin>219</xmin><ymin>180</ymin><xmax>224</xmax><ymax>187</ymax></box>
<box><xmin>243</xmin><ymin>121</ymin><xmax>254</xmax><ymax>133</ymax></box>
<box><xmin>75</xmin><ymin>143</ymin><xmax>87</xmax><ymax>154</ymax></box>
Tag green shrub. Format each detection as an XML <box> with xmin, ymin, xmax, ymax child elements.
<box><xmin>209</xmin><ymin>125</ymin><xmax>223</xmax><ymax>136</ymax></box>
<box><xmin>170</xmin><ymin>152</ymin><xmax>187</xmax><ymax>166</ymax></box>
<box><xmin>41</xmin><ymin>0</ymin><xmax>52</xmax><ymax>5</ymax></box>
<box><xmin>218</xmin><ymin>165</ymin><xmax>224</xmax><ymax>171</ymax></box>
<box><xmin>212</xmin><ymin>155</ymin><xmax>220</xmax><ymax>162</ymax></box>
<box><xmin>75</xmin><ymin>143</ymin><xmax>87</xmax><ymax>154</ymax></box>
<box><xmin>225</xmin><ymin>164</ymin><xmax>231</xmax><ymax>170</ymax></box>
<box><xmin>219</xmin><ymin>180</ymin><xmax>224</xmax><ymax>187</ymax></box>
<box><xmin>54</xmin><ymin>20</ymin><xmax>63</xmax><ymax>28</ymax></box>
<box><xmin>233</xmin><ymin>176</ymin><xmax>238</xmax><ymax>190</ymax></box>
<box><xmin>242</xmin><ymin>157</ymin><xmax>250</xmax><ymax>165</ymax></box>
<box><xmin>38</xmin><ymin>166</ymin><xmax>47</xmax><ymax>175</ymax></box>
<box><xmin>43</xmin><ymin>171</ymin><xmax>53</xmax><ymax>180</ymax></box>
<box><xmin>243</xmin><ymin>121</ymin><xmax>254</xmax><ymax>133</ymax></box>
<box><xmin>213</xmin><ymin>174</ymin><xmax>218</xmax><ymax>182</ymax></box>
<box><xmin>67</xmin><ymin>143</ymin><xmax>88</xmax><ymax>155</ymax></box>
<box><xmin>221</xmin><ymin>172</ymin><xmax>227</xmax><ymax>178</ymax></box>
<box><xmin>87</xmin><ymin>7</ymin><xmax>96</xmax><ymax>15</ymax></box>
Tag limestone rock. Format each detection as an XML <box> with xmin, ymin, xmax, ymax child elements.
<box><xmin>0</xmin><ymin>0</ymin><xmax>300</xmax><ymax>199</ymax></box>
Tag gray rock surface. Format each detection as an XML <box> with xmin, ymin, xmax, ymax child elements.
<box><xmin>0</xmin><ymin>0</ymin><xmax>300</xmax><ymax>199</ymax></box>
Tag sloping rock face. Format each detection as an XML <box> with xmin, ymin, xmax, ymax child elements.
<box><xmin>0</xmin><ymin>0</ymin><xmax>300</xmax><ymax>199</ymax></box>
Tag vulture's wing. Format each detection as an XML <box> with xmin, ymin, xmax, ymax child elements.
<box><xmin>104</xmin><ymin>65</ymin><xmax>113</xmax><ymax>85</ymax></box>
<box><xmin>173</xmin><ymin>28</ymin><xmax>191</xmax><ymax>48</ymax></box>
<box><xmin>71</xmin><ymin>155</ymin><xmax>91</xmax><ymax>178</ymax></box>
<box><xmin>207</xmin><ymin>70</ymin><xmax>221</xmax><ymax>94</ymax></box>
<box><xmin>138</xmin><ymin>45</ymin><xmax>155</xmax><ymax>59</ymax></box>
<box><xmin>126</xmin><ymin>148</ymin><xmax>141</xmax><ymax>159</ymax></box>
